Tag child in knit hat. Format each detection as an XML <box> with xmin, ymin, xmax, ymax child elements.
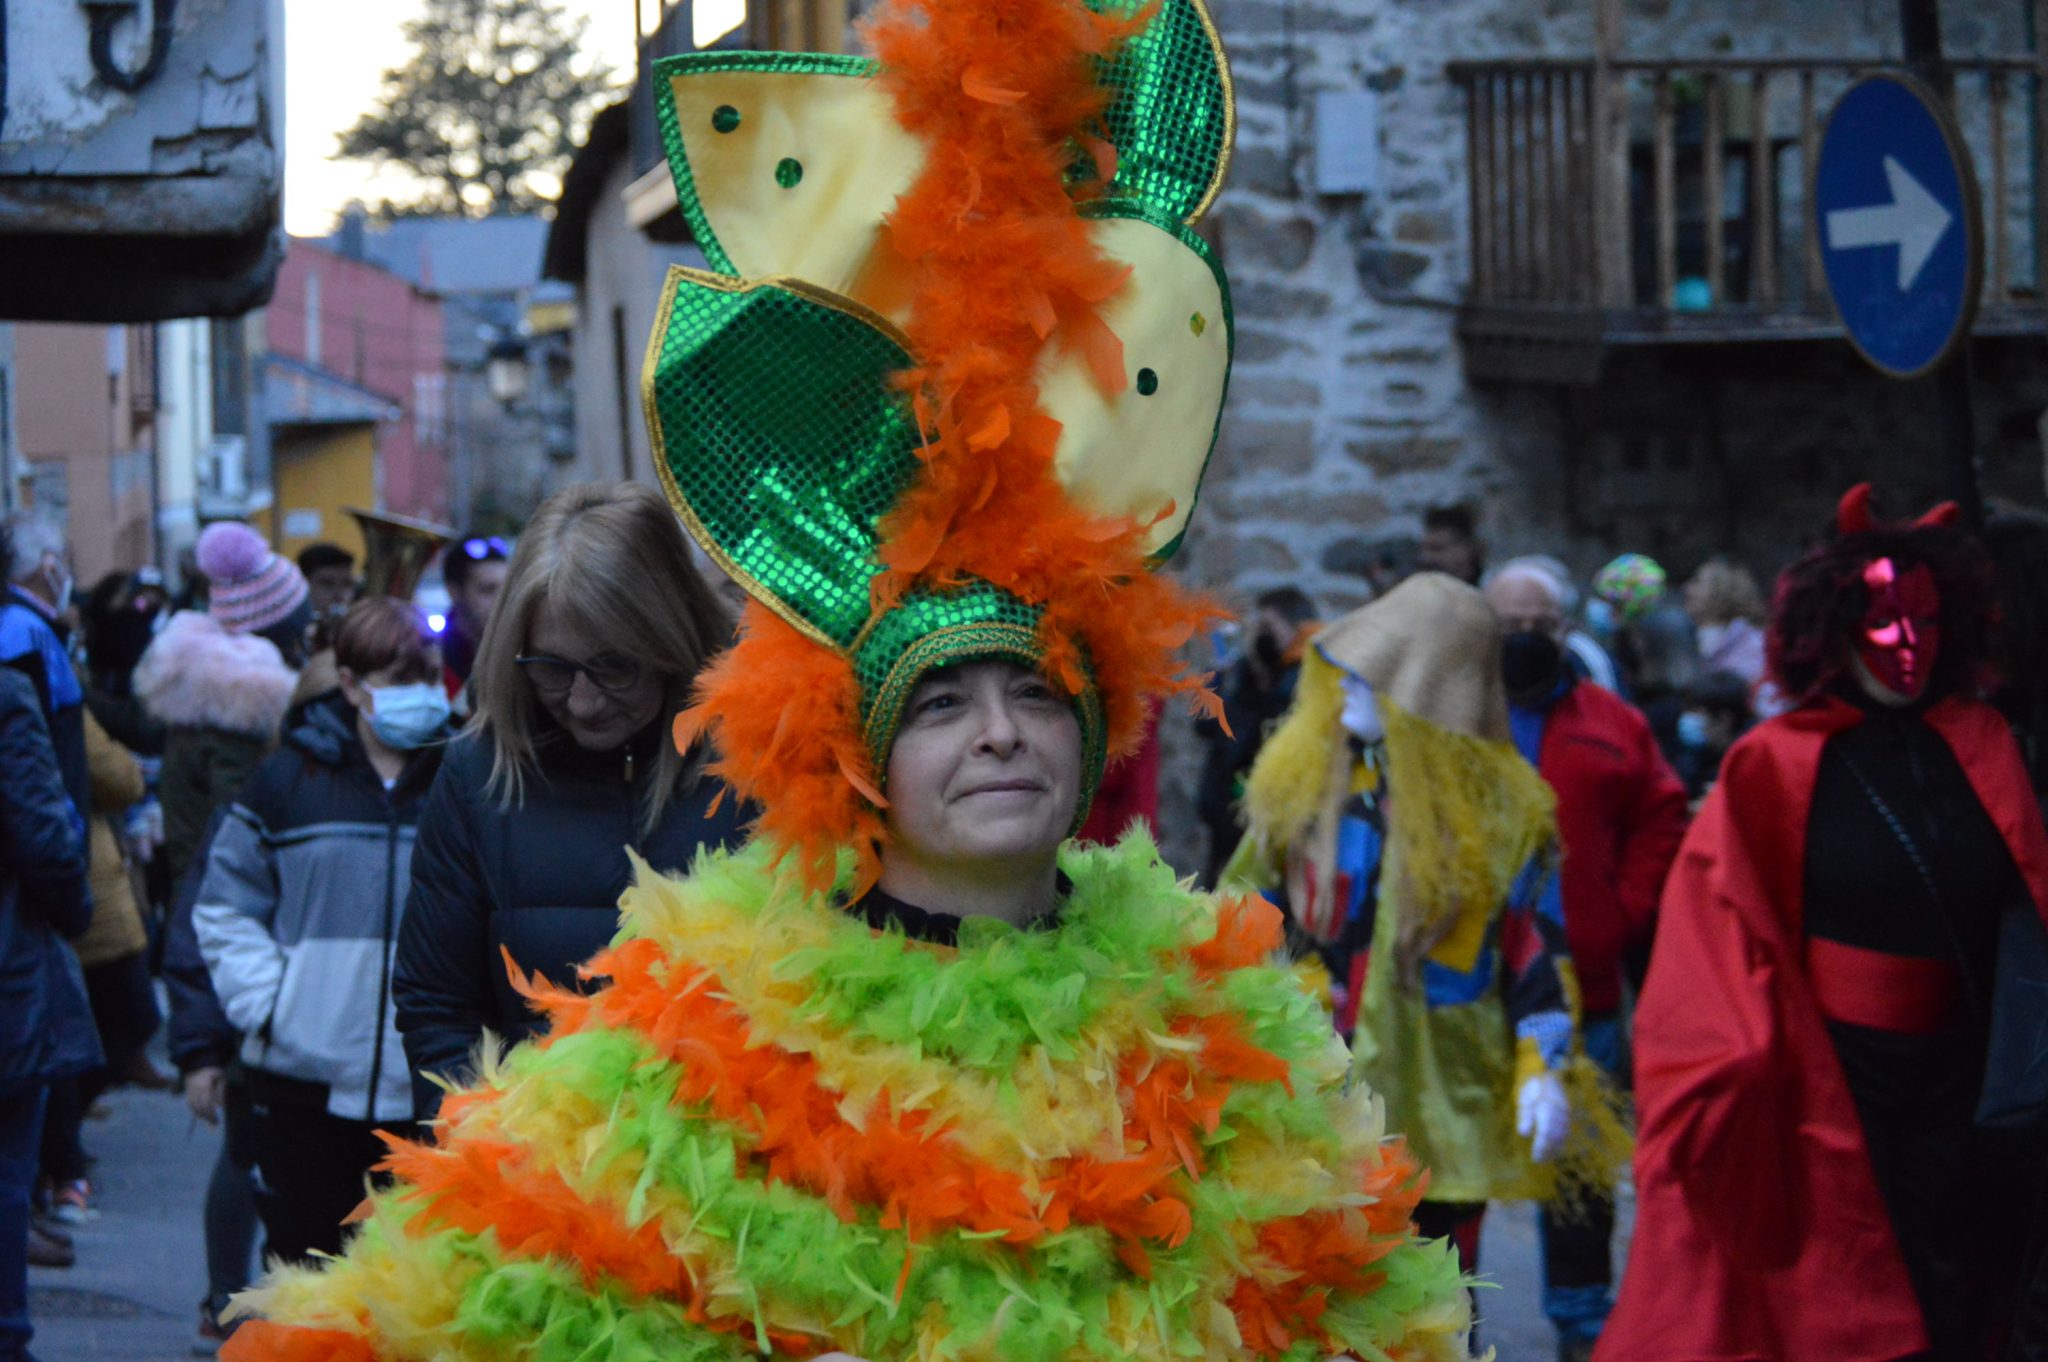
<box><xmin>135</xmin><ymin>523</ymin><xmax>308</xmax><ymax>883</ymax></box>
<box><xmin>195</xmin><ymin>523</ymin><xmax>311</xmax><ymax>660</ymax></box>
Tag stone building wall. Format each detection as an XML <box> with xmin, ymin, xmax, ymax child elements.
<box><xmin>1150</xmin><ymin>0</ymin><xmax>2048</xmax><ymax>874</ymax></box>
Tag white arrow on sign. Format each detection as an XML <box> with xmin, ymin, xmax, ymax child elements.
<box><xmin>1824</xmin><ymin>155</ymin><xmax>1955</xmax><ymax>291</ymax></box>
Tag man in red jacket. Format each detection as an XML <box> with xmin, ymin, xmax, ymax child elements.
<box><xmin>1487</xmin><ymin>562</ymin><xmax>1688</xmax><ymax>1362</ymax></box>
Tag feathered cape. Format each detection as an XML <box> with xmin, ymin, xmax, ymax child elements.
<box><xmin>224</xmin><ymin>835</ymin><xmax>1473</xmax><ymax>1362</ymax></box>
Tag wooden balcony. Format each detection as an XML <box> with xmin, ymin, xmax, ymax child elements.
<box><xmin>1449</xmin><ymin>55</ymin><xmax>2048</xmax><ymax>384</ymax></box>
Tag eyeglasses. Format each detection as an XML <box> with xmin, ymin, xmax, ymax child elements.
<box><xmin>461</xmin><ymin>536</ymin><xmax>511</xmax><ymax>561</ymax></box>
<box><xmin>515</xmin><ymin>652</ymin><xmax>644</xmax><ymax>696</ymax></box>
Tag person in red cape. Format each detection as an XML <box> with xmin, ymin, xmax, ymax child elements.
<box><xmin>1599</xmin><ymin>485</ymin><xmax>2048</xmax><ymax>1362</ymax></box>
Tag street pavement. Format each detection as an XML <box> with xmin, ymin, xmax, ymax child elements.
<box><xmin>29</xmin><ymin>1084</ymin><xmax>222</xmax><ymax>1361</ymax></box>
<box><xmin>28</xmin><ymin>1082</ymin><xmax>1621</xmax><ymax>1361</ymax></box>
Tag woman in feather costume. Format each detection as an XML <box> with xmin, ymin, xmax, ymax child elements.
<box><xmin>218</xmin><ymin>0</ymin><xmax>1478</xmax><ymax>1356</ymax></box>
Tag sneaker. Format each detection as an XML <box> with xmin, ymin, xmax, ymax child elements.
<box><xmin>49</xmin><ymin>1178</ymin><xmax>96</xmax><ymax>1226</ymax></box>
<box><xmin>26</xmin><ymin>1223</ymin><xmax>74</xmax><ymax>1269</ymax></box>
<box><xmin>194</xmin><ymin>1298</ymin><xmax>237</xmax><ymax>1356</ymax></box>
<box><xmin>29</xmin><ymin>1213</ymin><xmax>72</xmax><ymax>1249</ymax></box>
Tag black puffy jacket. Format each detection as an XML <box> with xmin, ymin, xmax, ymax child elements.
<box><xmin>392</xmin><ymin>723</ymin><xmax>748</xmax><ymax>1115</ymax></box>
<box><xmin>163</xmin><ymin>808</ymin><xmax>235</xmax><ymax>1075</ymax></box>
<box><xmin>0</xmin><ymin>670</ymin><xmax>101</xmax><ymax>1096</ymax></box>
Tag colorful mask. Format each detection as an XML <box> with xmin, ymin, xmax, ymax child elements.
<box><xmin>1855</xmin><ymin>556</ymin><xmax>1941</xmax><ymax>701</ymax></box>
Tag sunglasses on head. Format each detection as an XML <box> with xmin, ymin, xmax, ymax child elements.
<box><xmin>461</xmin><ymin>536</ymin><xmax>511</xmax><ymax>561</ymax></box>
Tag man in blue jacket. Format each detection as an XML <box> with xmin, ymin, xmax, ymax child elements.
<box><xmin>0</xmin><ymin>517</ymin><xmax>87</xmax><ymax>823</ymax></box>
<box><xmin>0</xmin><ymin>665</ymin><xmax>99</xmax><ymax>1362</ymax></box>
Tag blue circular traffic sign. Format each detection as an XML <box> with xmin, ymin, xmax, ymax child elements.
<box><xmin>1814</xmin><ymin>74</ymin><xmax>1981</xmax><ymax>379</ymax></box>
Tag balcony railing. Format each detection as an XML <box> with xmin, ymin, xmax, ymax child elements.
<box><xmin>1448</xmin><ymin>55</ymin><xmax>2048</xmax><ymax>381</ymax></box>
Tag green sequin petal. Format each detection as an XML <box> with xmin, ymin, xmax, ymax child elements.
<box><xmin>644</xmin><ymin>270</ymin><xmax>921</xmax><ymax>648</ymax></box>
<box><xmin>1087</xmin><ymin>0</ymin><xmax>1234</xmax><ymax>223</ymax></box>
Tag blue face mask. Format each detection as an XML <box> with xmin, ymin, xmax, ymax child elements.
<box><xmin>1584</xmin><ymin>597</ymin><xmax>1617</xmax><ymax>637</ymax></box>
<box><xmin>1676</xmin><ymin>709</ymin><xmax>1711</xmax><ymax>749</ymax></box>
<box><xmin>364</xmin><ymin>682</ymin><xmax>450</xmax><ymax>751</ymax></box>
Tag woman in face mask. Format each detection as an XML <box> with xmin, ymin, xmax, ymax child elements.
<box><xmin>190</xmin><ymin>597</ymin><xmax>451</xmax><ymax>1270</ymax></box>
<box><xmin>1681</xmin><ymin>558</ymin><xmax>1768</xmax><ymax>689</ymax></box>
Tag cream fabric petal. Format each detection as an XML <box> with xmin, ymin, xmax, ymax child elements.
<box><xmin>1043</xmin><ymin>210</ymin><xmax>1232</xmax><ymax>558</ymax></box>
<box><xmin>663</xmin><ymin>58</ymin><xmax>925</xmax><ymax>324</ymax></box>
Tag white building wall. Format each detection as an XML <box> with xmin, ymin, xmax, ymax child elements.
<box><xmin>153</xmin><ymin>319</ymin><xmax>219</xmax><ymax>566</ymax></box>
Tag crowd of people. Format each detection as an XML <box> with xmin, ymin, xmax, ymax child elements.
<box><xmin>0</xmin><ymin>511</ymin><xmax>520</xmax><ymax>1355</ymax></box>
<box><xmin>1193</xmin><ymin>497</ymin><xmax>2048</xmax><ymax>1361</ymax></box>
<box><xmin>22</xmin><ymin>0</ymin><xmax>2048</xmax><ymax>1348</ymax></box>
<box><xmin>0</xmin><ymin>480</ymin><xmax>2040</xmax><ymax>1361</ymax></box>
<box><xmin>19</xmin><ymin>0</ymin><xmax>2048</xmax><ymax>1348</ymax></box>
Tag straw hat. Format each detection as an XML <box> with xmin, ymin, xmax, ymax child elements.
<box><xmin>1312</xmin><ymin>572</ymin><xmax>1510</xmax><ymax>743</ymax></box>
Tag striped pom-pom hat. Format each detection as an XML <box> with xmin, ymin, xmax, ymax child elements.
<box><xmin>196</xmin><ymin>521</ymin><xmax>308</xmax><ymax>635</ymax></box>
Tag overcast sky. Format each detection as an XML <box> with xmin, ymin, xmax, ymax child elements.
<box><xmin>282</xmin><ymin>0</ymin><xmax>641</xmax><ymax>237</ymax></box>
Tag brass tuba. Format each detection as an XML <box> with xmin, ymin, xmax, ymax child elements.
<box><xmin>345</xmin><ymin>507</ymin><xmax>454</xmax><ymax>601</ymax></box>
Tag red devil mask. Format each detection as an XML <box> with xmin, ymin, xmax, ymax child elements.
<box><xmin>1855</xmin><ymin>555</ymin><xmax>1941</xmax><ymax>702</ymax></box>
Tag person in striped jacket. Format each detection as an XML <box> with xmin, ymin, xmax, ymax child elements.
<box><xmin>194</xmin><ymin>597</ymin><xmax>452</xmax><ymax>1267</ymax></box>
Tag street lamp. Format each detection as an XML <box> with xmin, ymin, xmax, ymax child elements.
<box><xmin>485</xmin><ymin>335</ymin><xmax>528</xmax><ymax>406</ymax></box>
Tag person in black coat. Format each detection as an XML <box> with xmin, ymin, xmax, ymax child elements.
<box><xmin>0</xmin><ymin>668</ymin><xmax>99</xmax><ymax>1362</ymax></box>
<box><xmin>1194</xmin><ymin>586</ymin><xmax>1316</xmax><ymax>887</ymax></box>
<box><xmin>392</xmin><ymin>485</ymin><xmax>748</xmax><ymax>1117</ymax></box>
<box><xmin>161</xmin><ymin>808</ymin><xmax>265</xmax><ymax>1348</ymax></box>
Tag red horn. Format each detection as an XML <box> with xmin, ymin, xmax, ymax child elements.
<box><xmin>1914</xmin><ymin>501</ymin><xmax>1961</xmax><ymax>529</ymax></box>
<box><xmin>1836</xmin><ymin>483</ymin><xmax>1876</xmax><ymax>536</ymax></box>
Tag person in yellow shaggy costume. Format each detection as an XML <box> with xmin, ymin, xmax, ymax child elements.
<box><xmin>1226</xmin><ymin>575</ymin><xmax>1628</xmax><ymax>1274</ymax></box>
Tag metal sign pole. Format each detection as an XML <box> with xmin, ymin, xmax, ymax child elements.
<box><xmin>1901</xmin><ymin>0</ymin><xmax>1986</xmax><ymax>527</ymax></box>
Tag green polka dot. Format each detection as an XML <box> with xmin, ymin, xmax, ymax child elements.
<box><xmin>712</xmin><ymin>105</ymin><xmax>741</xmax><ymax>133</ymax></box>
<box><xmin>1189</xmin><ymin>312</ymin><xmax>1206</xmax><ymax>337</ymax></box>
<box><xmin>1136</xmin><ymin>368</ymin><xmax>1159</xmax><ymax>396</ymax></box>
<box><xmin>775</xmin><ymin>157</ymin><xmax>803</xmax><ymax>189</ymax></box>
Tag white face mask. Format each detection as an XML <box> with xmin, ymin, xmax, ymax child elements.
<box><xmin>41</xmin><ymin>560</ymin><xmax>71</xmax><ymax>612</ymax></box>
<box><xmin>364</xmin><ymin>681</ymin><xmax>451</xmax><ymax>751</ymax></box>
<box><xmin>1339</xmin><ymin>673</ymin><xmax>1383</xmax><ymax>743</ymax></box>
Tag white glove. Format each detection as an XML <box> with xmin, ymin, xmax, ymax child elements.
<box><xmin>1516</xmin><ymin>1072</ymin><xmax>1571</xmax><ymax>1164</ymax></box>
<box><xmin>1339</xmin><ymin>674</ymin><xmax>1383</xmax><ymax>742</ymax></box>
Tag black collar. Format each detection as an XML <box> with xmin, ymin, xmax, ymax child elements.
<box><xmin>847</xmin><ymin>874</ymin><xmax>1072</xmax><ymax>945</ymax></box>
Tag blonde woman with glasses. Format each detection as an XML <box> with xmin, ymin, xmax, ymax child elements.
<box><xmin>390</xmin><ymin>483</ymin><xmax>748</xmax><ymax>1117</ymax></box>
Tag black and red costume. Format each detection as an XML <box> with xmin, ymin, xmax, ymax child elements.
<box><xmin>1600</xmin><ymin>488</ymin><xmax>2048</xmax><ymax>1362</ymax></box>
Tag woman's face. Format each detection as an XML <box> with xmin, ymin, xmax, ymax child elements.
<box><xmin>1683</xmin><ymin>571</ymin><xmax>1715</xmax><ymax>625</ymax></box>
<box><xmin>883</xmin><ymin>660</ymin><xmax>1083</xmax><ymax>872</ymax></box>
<box><xmin>525</xmin><ymin>595</ymin><xmax>667</xmax><ymax>750</ymax></box>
